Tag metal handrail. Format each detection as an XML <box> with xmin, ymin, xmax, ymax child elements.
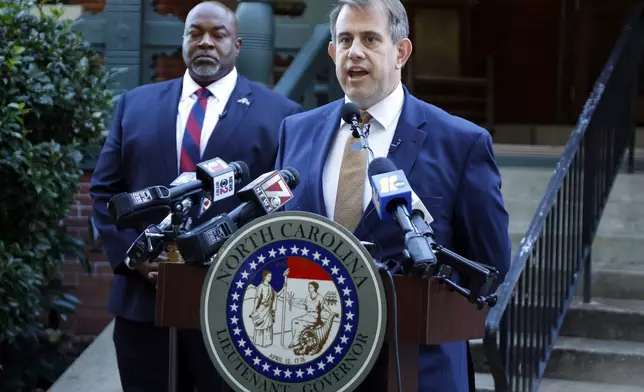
<box><xmin>483</xmin><ymin>5</ymin><xmax>643</xmax><ymax>391</ymax></box>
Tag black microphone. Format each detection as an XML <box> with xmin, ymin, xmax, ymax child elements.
<box><xmin>175</xmin><ymin>168</ymin><xmax>300</xmax><ymax>264</ymax></box>
<box><xmin>368</xmin><ymin>157</ymin><xmax>437</xmax><ymax>273</ymax></box>
<box><xmin>196</xmin><ymin>158</ymin><xmax>249</xmax><ymax>202</ymax></box>
<box><xmin>340</xmin><ymin>102</ymin><xmax>361</xmax><ymax>138</ymax></box>
<box><xmin>108</xmin><ymin>157</ymin><xmax>249</xmax><ymax>231</ymax></box>
<box><xmin>340</xmin><ymin>102</ymin><xmax>375</xmax><ymax>161</ymax></box>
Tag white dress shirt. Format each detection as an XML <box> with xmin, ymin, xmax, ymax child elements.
<box><xmin>322</xmin><ymin>82</ymin><xmax>405</xmax><ymax>220</ymax></box>
<box><xmin>175</xmin><ymin>67</ymin><xmax>238</xmax><ymax>171</ymax></box>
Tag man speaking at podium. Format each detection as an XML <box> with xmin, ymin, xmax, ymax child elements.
<box><xmin>89</xmin><ymin>2</ymin><xmax>302</xmax><ymax>391</ymax></box>
<box><xmin>274</xmin><ymin>0</ymin><xmax>511</xmax><ymax>391</ymax></box>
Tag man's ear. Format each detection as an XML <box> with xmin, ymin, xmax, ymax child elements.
<box><xmin>395</xmin><ymin>38</ymin><xmax>413</xmax><ymax>69</ymax></box>
<box><xmin>235</xmin><ymin>37</ymin><xmax>242</xmax><ymax>56</ymax></box>
<box><xmin>328</xmin><ymin>41</ymin><xmax>336</xmax><ymax>63</ymax></box>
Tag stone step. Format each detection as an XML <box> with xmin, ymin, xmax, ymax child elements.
<box><xmin>575</xmin><ymin>268</ymin><xmax>644</xmax><ymax>300</ymax></box>
<box><xmin>506</xmin><ymin>199</ymin><xmax>644</xmax><ymax>236</ymax></box>
<box><xmin>495</xmin><ymin>145</ymin><xmax>644</xmax><ymax>170</ymax></box>
<box><xmin>561</xmin><ymin>297</ymin><xmax>644</xmax><ymax>342</ymax></box>
<box><xmin>508</xmin><ymin>231</ymin><xmax>644</xmax><ymax>269</ymax></box>
<box><xmin>500</xmin><ymin>167</ymin><xmax>644</xmax><ymax>205</ymax></box>
<box><xmin>499</xmin><ymin>167</ymin><xmax>552</xmax><ymax>202</ymax></box>
<box><xmin>494</xmin><ymin>143</ymin><xmax>644</xmax><ymax>159</ymax></box>
<box><xmin>475</xmin><ymin>372</ymin><xmax>644</xmax><ymax>392</ymax></box>
<box><xmin>544</xmin><ymin>336</ymin><xmax>644</xmax><ymax>386</ymax></box>
<box><xmin>472</xmin><ymin>336</ymin><xmax>644</xmax><ymax>387</ymax></box>
<box><xmin>492</xmin><ymin>127</ymin><xmax>644</xmax><ymax>149</ymax></box>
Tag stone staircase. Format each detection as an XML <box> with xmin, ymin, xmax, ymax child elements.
<box><xmin>474</xmin><ymin>166</ymin><xmax>644</xmax><ymax>391</ymax></box>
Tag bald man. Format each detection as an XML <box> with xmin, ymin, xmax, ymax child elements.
<box><xmin>90</xmin><ymin>2</ymin><xmax>303</xmax><ymax>391</ymax></box>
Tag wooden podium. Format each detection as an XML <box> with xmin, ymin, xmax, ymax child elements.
<box><xmin>155</xmin><ymin>262</ymin><xmax>487</xmax><ymax>392</ymax></box>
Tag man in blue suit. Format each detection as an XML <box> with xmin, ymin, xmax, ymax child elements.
<box><xmin>274</xmin><ymin>0</ymin><xmax>511</xmax><ymax>391</ymax></box>
<box><xmin>89</xmin><ymin>2</ymin><xmax>302</xmax><ymax>391</ymax></box>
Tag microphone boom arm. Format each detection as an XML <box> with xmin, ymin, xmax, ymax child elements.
<box><xmin>409</xmin><ymin>211</ymin><xmax>499</xmax><ymax>309</ymax></box>
<box><xmin>126</xmin><ymin>196</ymin><xmax>194</xmax><ymax>266</ymax></box>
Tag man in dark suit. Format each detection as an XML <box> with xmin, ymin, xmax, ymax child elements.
<box><xmin>89</xmin><ymin>2</ymin><xmax>302</xmax><ymax>391</ymax></box>
<box><xmin>274</xmin><ymin>0</ymin><xmax>510</xmax><ymax>391</ymax></box>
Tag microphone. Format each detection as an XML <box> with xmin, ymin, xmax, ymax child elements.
<box><xmin>175</xmin><ymin>168</ymin><xmax>300</xmax><ymax>264</ymax></box>
<box><xmin>340</xmin><ymin>102</ymin><xmax>362</xmax><ymax>138</ymax></box>
<box><xmin>108</xmin><ymin>157</ymin><xmax>249</xmax><ymax>231</ymax></box>
<box><xmin>340</xmin><ymin>102</ymin><xmax>375</xmax><ymax>161</ymax></box>
<box><xmin>368</xmin><ymin>157</ymin><xmax>437</xmax><ymax>272</ymax></box>
<box><xmin>370</xmin><ymin>159</ymin><xmax>500</xmax><ymax>309</ymax></box>
<box><xmin>196</xmin><ymin>158</ymin><xmax>249</xmax><ymax>202</ymax></box>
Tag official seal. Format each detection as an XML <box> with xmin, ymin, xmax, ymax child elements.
<box><xmin>201</xmin><ymin>211</ymin><xmax>387</xmax><ymax>392</ymax></box>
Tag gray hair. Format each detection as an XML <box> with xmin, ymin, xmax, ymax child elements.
<box><xmin>328</xmin><ymin>0</ymin><xmax>409</xmax><ymax>44</ymax></box>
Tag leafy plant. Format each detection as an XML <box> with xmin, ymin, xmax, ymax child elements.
<box><xmin>0</xmin><ymin>0</ymin><xmax>113</xmax><ymax>390</ymax></box>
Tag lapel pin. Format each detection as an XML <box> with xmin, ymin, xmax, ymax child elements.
<box><xmin>237</xmin><ymin>97</ymin><xmax>250</xmax><ymax>106</ymax></box>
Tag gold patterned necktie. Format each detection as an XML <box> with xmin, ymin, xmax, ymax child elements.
<box><xmin>334</xmin><ymin>110</ymin><xmax>372</xmax><ymax>231</ymax></box>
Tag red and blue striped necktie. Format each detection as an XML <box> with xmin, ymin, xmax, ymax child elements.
<box><xmin>180</xmin><ymin>87</ymin><xmax>212</xmax><ymax>173</ymax></box>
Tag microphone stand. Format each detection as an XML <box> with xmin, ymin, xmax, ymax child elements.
<box><xmin>132</xmin><ymin>196</ymin><xmax>193</xmax><ymax>392</ymax></box>
<box><xmin>408</xmin><ymin>212</ymin><xmax>499</xmax><ymax>310</ymax></box>
<box><xmin>164</xmin><ymin>199</ymin><xmax>192</xmax><ymax>392</ymax></box>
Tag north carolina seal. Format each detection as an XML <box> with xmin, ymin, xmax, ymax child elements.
<box><xmin>201</xmin><ymin>211</ymin><xmax>387</xmax><ymax>392</ymax></box>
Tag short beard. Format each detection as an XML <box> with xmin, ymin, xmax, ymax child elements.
<box><xmin>191</xmin><ymin>63</ymin><xmax>220</xmax><ymax>79</ymax></box>
<box><xmin>183</xmin><ymin>48</ymin><xmax>219</xmax><ymax>81</ymax></box>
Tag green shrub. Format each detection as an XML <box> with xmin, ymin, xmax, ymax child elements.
<box><xmin>0</xmin><ymin>0</ymin><xmax>113</xmax><ymax>390</ymax></box>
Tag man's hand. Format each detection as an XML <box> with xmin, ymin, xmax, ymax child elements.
<box><xmin>146</xmin><ymin>251</ymin><xmax>168</xmax><ymax>285</ymax></box>
<box><xmin>154</xmin><ymin>251</ymin><xmax>168</xmax><ymax>263</ymax></box>
<box><xmin>133</xmin><ymin>261</ymin><xmax>159</xmax><ymax>285</ymax></box>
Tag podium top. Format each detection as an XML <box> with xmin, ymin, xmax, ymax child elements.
<box><xmin>156</xmin><ymin>262</ymin><xmax>486</xmax><ymax>345</ymax></box>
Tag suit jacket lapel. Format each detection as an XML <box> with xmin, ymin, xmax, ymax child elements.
<box><xmin>309</xmin><ymin>101</ymin><xmax>343</xmax><ymax>217</ymax></box>
<box><xmin>355</xmin><ymin>88</ymin><xmax>428</xmax><ymax>239</ymax></box>
<box><xmin>202</xmin><ymin>75</ymin><xmax>252</xmax><ymax>160</ymax></box>
<box><xmin>157</xmin><ymin>79</ymin><xmax>183</xmax><ymax>180</ymax></box>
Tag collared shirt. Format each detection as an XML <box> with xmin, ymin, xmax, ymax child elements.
<box><xmin>175</xmin><ymin>67</ymin><xmax>238</xmax><ymax>171</ymax></box>
<box><xmin>322</xmin><ymin>82</ymin><xmax>405</xmax><ymax>219</ymax></box>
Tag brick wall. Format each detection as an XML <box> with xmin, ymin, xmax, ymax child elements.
<box><xmin>62</xmin><ymin>171</ymin><xmax>114</xmax><ymax>336</ymax></box>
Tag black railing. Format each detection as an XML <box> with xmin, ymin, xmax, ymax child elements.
<box><xmin>483</xmin><ymin>6</ymin><xmax>644</xmax><ymax>392</ymax></box>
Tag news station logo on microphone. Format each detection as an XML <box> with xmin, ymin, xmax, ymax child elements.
<box><xmin>200</xmin><ymin>211</ymin><xmax>386</xmax><ymax>392</ymax></box>
<box><xmin>237</xmin><ymin>170</ymin><xmax>295</xmax><ymax>214</ymax></box>
<box><xmin>197</xmin><ymin>158</ymin><xmax>237</xmax><ymax>202</ymax></box>
<box><xmin>131</xmin><ymin>189</ymin><xmax>153</xmax><ymax>205</ymax></box>
<box><xmin>214</xmin><ymin>176</ymin><xmax>233</xmax><ymax>198</ymax></box>
<box><xmin>257</xmin><ymin>172</ymin><xmax>294</xmax><ymax>212</ymax></box>
<box><xmin>370</xmin><ymin>169</ymin><xmax>412</xmax><ymax>221</ymax></box>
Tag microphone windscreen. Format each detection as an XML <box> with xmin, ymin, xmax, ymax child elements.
<box><xmin>368</xmin><ymin>157</ymin><xmax>397</xmax><ymax>178</ymax></box>
<box><xmin>283</xmin><ymin>167</ymin><xmax>301</xmax><ymax>188</ymax></box>
<box><xmin>340</xmin><ymin>102</ymin><xmax>360</xmax><ymax>124</ymax></box>
<box><xmin>108</xmin><ymin>192</ymin><xmax>134</xmax><ymax>223</ymax></box>
<box><xmin>233</xmin><ymin>161</ymin><xmax>250</xmax><ymax>184</ymax></box>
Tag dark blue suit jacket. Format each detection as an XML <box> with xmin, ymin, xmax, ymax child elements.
<box><xmin>90</xmin><ymin>74</ymin><xmax>302</xmax><ymax>323</ymax></box>
<box><xmin>274</xmin><ymin>87</ymin><xmax>510</xmax><ymax>392</ymax></box>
